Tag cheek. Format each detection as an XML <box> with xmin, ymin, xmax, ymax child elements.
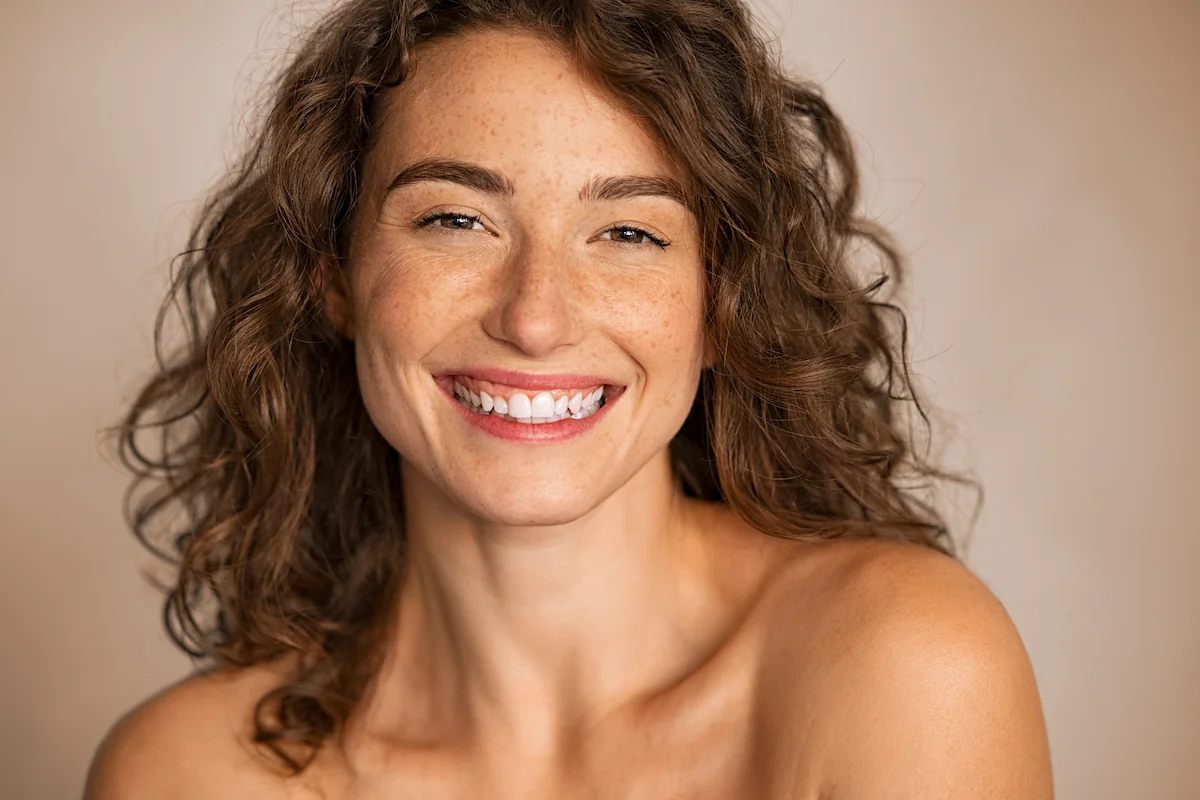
<box><xmin>354</xmin><ymin>252</ymin><xmax>479</xmax><ymax>359</ymax></box>
<box><xmin>590</xmin><ymin>251</ymin><xmax>704</xmax><ymax>329</ymax></box>
<box><xmin>591</xmin><ymin>266</ymin><xmax>706</xmax><ymax>398</ymax></box>
<box><xmin>349</xmin><ymin>254</ymin><xmax>483</xmax><ymax>443</ymax></box>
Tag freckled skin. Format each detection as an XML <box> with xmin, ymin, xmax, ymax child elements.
<box><xmin>86</xmin><ymin>27</ymin><xmax>1051</xmax><ymax>800</ymax></box>
<box><xmin>341</xmin><ymin>31</ymin><xmax>707</xmax><ymax>523</ymax></box>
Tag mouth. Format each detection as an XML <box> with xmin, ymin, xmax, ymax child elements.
<box><xmin>437</xmin><ymin>372</ymin><xmax>623</xmax><ymax>422</ymax></box>
<box><xmin>432</xmin><ymin>369</ymin><xmax>626</xmax><ymax>431</ymax></box>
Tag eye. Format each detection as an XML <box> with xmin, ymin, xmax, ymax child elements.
<box><xmin>413</xmin><ymin>212</ymin><xmax>485</xmax><ymax>232</ymax></box>
<box><xmin>600</xmin><ymin>225</ymin><xmax>670</xmax><ymax>249</ymax></box>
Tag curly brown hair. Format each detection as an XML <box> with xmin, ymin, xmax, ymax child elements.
<box><xmin>119</xmin><ymin>0</ymin><xmax>968</xmax><ymax>772</ymax></box>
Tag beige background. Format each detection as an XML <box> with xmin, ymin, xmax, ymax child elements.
<box><xmin>1</xmin><ymin>0</ymin><xmax>1197</xmax><ymax>797</ymax></box>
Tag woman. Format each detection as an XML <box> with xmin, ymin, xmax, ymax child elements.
<box><xmin>87</xmin><ymin>0</ymin><xmax>1052</xmax><ymax>796</ymax></box>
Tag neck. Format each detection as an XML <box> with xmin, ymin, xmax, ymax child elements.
<box><xmin>357</xmin><ymin>449</ymin><xmax>729</xmax><ymax>754</ymax></box>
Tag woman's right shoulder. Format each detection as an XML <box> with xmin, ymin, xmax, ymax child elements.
<box><xmin>84</xmin><ymin>660</ymin><xmax>297</xmax><ymax>799</ymax></box>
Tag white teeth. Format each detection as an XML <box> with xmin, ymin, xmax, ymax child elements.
<box><xmin>530</xmin><ymin>391</ymin><xmax>555</xmax><ymax>418</ymax></box>
<box><xmin>507</xmin><ymin>392</ymin><xmax>533</xmax><ymax>419</ymax></box>
<box><xmin>451</xmin><ymin>380</ymin><xmax>610</xmax><ymax>423</ymax></box>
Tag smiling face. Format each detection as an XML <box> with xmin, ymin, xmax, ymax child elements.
<box><xmin>333</xmin><ymin>27</ymin><xmax>709</xmax><ymax>525</ymax></box>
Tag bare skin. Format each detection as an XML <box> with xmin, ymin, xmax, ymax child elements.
<box><xmin>86</xmin><ymin>28</ymin><xmax>1052</xmax><ymax>799</ymax></box>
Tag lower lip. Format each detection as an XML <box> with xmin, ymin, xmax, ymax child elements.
<box><xmin>438</xmin><ymin>381</ymin><xmax>624</xmax><ymax>442</ymax></box>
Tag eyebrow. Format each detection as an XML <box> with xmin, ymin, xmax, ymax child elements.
<box><xmin>382</xmin><ymin>157</ymin><xmax>690</xmax><ymax>208</ymax></box>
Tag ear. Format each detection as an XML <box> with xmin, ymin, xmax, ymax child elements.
<box><xmin>316</xmin><ymin>256</ymin><xmax>356</xmax><ymax>340</ymax></box>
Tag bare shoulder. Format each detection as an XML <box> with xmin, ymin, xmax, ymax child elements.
<box><xmin>767</xmin><ymin>537</ymin><xmax>1018</xmax><ymax>642</ymax></box>
<box><xmin>84</xmin><ymin>660</ymin><xmax>296</xmax><ymax>800</ymax></box>
<box><xmin>756</xmin><ymin>538</ymin><xmax>1053</xmax><ymax>798</ymax></box>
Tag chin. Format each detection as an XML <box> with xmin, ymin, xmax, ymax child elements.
<box><xmin>449</xmin><ymin>471</ymin><xmax>609</xmax><ymax>527</ymax></box>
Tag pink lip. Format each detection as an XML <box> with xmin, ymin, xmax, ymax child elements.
<box><xmin>435</xmin><ymin>374</ymin><xmax>625</xmax><ymax>443</ymax></box>
<box><xmin>435</xmin><ymin>367</ymin><xmax>624</xmax><ymax>392</ymax></box>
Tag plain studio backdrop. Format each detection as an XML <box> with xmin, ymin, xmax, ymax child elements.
<box><xmin>1</xmin><ymin>1</ymin><xmax>1196</xmax><ymax>797</ymax></box>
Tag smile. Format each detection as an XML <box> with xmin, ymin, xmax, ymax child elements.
<box><xmin>434</xmin><ymin>370</ymin><xmax>625</xmax><ymax>441</ymax></box>
<box><xmin>451</xmin><ymin>377</ymin><xmax>608</xmax><ymax>423</ymax></box>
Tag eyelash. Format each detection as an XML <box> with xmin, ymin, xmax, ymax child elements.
<box><xmin>412</xmin><ymin>212</ymin><xmax>671</xmax><ymax>249</ymax></box>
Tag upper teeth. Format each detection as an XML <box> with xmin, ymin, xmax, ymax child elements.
<box><xmin>452</xmin><ymin>381</ymin><xmax>606</xmax><ymax>423</ymax></box>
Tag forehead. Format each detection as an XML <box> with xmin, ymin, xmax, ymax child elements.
<box><xmin>366</xmin><ymin>27</ymin><xmax>684</xmax><ymax>187</ymax></box>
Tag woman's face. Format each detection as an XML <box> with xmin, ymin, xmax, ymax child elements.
<box><xmin>339</xmin><ymin>27</ymin><xmax>707</xmax><ymax>525</ymax></box>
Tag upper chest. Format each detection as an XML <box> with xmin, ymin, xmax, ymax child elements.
<box><xmin>292</xmin><ymin>634</ymin><xmax>825</xmax><ymax>800</ymax></box>
<box><xmin>297</xmin><ymin>714</ymin><xmax>780</xmax><ymax>800</ymax></box>
<box><xmin>270</xmin><ymin>541</ymin><xmax>855</xmax><ymax>800</ymax></box>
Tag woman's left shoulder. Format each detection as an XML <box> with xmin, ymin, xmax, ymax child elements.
<box><xmin>753</xmin><ymin>537</ymin><xmax>1053</xmax><ymax>797</ymax></box>
<box><xmin>764</xmin><ymin>536</ymin><xmax>1026</xmax><ymax>662</ymax></box>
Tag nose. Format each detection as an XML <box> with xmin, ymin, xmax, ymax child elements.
<box><xmin>483</xmin><ymin>240</ymin><xmax>583</xmax><ymax>358</ymax></box>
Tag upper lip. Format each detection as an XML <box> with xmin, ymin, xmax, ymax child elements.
<box><xmin>437</xmin><ymin>367</ymin><xmax>624</xmax><ymax>390</ymax></box>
